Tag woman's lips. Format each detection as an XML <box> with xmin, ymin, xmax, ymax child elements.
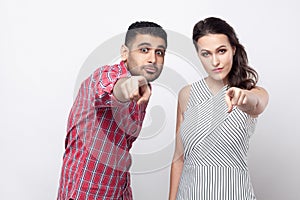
<box><xmin>213</xmin><ymin>68</ymin><xmax>223</xmax><ymax>73</ymax></box>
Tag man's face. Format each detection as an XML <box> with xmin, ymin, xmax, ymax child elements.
<box><xmin>122</xmin><ymin>34</ymin><xmax>166</xmax><ymax>82</ymax></box>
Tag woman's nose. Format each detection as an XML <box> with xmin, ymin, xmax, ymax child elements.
<box><xmin>212</xmin><ymin>54</ymin><xmax>220</xmax><ymax>67</ymax></box>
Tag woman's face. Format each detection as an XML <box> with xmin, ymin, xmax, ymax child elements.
<box><xmin>196</xmin><ymin>33</ymin><xmax>235</xmax><ymax>84</ymax></box>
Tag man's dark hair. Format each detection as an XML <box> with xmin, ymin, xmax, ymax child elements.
<box><xmin>125</xmin><ymin>21</ymin><xmax>167</xmax><ymax>48</ymax></box>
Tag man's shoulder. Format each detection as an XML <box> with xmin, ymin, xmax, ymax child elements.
<box><xmin>96</xmin><ymin>62</ymin><xmax>127</xmax><ymax>74</ymax></box>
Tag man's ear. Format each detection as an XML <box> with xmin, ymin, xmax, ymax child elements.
<box><xmin>120</xmin><ymin>45</ymin><xmax>129</xmax><ymax>61</ymax></box>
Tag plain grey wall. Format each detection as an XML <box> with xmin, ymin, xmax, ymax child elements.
<box><xmin>1</xmin><ymin>0</ymin><xmax>299</xmax><ymax>199</ymax></box>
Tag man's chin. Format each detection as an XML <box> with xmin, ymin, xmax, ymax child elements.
<box><xmin>145</xmin><ymin>71</ymin><xmax>162</xmax><ymax>82</ymax></box>
<box><xmin>145</xmin><ymin>74</ymin><xmax>159</xmax><ymax>82</ymax></box>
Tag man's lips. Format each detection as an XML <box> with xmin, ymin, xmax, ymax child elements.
<box><xmin>144</xmin><ymin>66</ymin><xmax>157</xmax><ymax>73</ymax></box>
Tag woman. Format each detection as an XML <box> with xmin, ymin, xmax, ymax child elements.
<box><xmin>169</xmin><ymin>17</ymin><xmax>269</xmax><ymax>200</ymax></box>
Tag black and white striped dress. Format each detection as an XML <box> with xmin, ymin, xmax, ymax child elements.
<box><xmin>176</xmin><ymin>79</ymin><xmax>257</xmax><ymax>200</ymax></box>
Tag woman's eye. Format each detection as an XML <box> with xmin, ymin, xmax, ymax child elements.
<box><xmin>219</xmin><ymin>49</ymin><xmax>227</xmax><ymax>54</ymax></box>
<box><xmin>201</xmin><ymin>52</ymin><xmax>209</xmax><ymax>57</ymax></box>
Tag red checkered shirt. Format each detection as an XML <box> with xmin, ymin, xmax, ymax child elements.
<box><xmin>57</xmin><ymin>61</ymin><xmax>148</xmax><ymax>200</ymax></box>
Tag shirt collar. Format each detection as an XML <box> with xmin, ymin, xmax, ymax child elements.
<box><xmin>120</xmin><ymin>61</ymin><xmax>132</xmax><ymax>77</ymax></box>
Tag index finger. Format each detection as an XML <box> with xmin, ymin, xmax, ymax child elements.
<box><xmin>225</xmin><ymin>90</ymin><xmax>233</xmax><ymax>113</ymax></box>
<box><xmin>137</xmin><ymin>85</ymin><xmax>151</xmax><ymax>105</ymax></box>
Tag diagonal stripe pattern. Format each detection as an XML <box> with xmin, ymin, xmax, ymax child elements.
<box><xmin>177</xmin><ymin>79</ymin><xmax>257</xmax><ymax>200</ymax></box>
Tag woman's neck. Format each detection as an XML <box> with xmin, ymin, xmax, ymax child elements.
<box><xmin>204</xmin><ymin>77</ymin><xmax>228</xmax><ymax>95</ymax></box>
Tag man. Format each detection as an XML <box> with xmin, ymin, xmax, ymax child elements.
<box><xmin>57</xmin><ymin>21</ymin><xmax>167</xmax><ymax>200</ymax></box>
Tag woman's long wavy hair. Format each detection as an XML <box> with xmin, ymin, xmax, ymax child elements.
<box><xmin>193</xmin><ymin>17</ymin><xmax>258</xmax><ymax>90</ymax></box>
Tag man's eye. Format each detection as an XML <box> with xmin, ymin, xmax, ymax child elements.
<box><xmin>140</xmin><ymin>48</ymin><xmax>149</xmax><ymax>53</ymax></box>
<box><xmin>156</xmin><ymin>50</ymin><xmax>165</xmax><ymax>56</ymax></box>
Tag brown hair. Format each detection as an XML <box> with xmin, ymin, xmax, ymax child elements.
<box><xmin>193</xmin><ymin>17</ymin><xmax>258</xmax><ymax>89</ymax></box>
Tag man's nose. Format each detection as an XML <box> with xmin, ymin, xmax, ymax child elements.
<box><xmin>147</xmin><ymin>50</ymin><xmax>156</xmax><ymax>63</ymax></box>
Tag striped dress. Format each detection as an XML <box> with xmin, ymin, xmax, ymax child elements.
<box><xmin>176</xmin><ymin>79</ymin><xmax>257</xmax><ymax>200</ymax></box>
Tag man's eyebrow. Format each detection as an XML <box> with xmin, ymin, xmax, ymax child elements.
<box><xmin>137</xmin><ymin>42</ymin><xmax>151</xmax><ymax>47</ymax></box>
<box><xmin>137</xmin><ymin>43</ymin><xmax>166</xmax><ymax>50</ymax></box>
<box><xmin>157</xmin><ymin>45</ymin><xmax>166</xmax><ymax>50</ymax></box>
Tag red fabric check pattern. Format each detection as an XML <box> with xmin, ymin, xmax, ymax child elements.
<box><xmin>57</xmin><ymin>61</ymin><xmax>148</xmax><ymax>200</ymax></box>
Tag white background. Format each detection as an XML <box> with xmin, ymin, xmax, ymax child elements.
<box><xmin>1</xmin><ymin>0</ymin><xmax>299</xmax><ymax>199</ymax></box>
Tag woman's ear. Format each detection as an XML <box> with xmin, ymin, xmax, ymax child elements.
<box><xmin>120</xmin><ymin>45</ymin><xmax>129</xmax><ymax>61</ymax></box>
<box><xmin>232</xmin><ymin>46</ymin><xmax>236</xmax><ymax>56</ymax></box>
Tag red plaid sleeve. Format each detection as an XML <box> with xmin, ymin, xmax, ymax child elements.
<box><xmin>94</xmin><ymin>63</ymin><xmax>130</xmax><ymax>108</ymax></box>
<box><xmin>57</xmin><ymin>61</ymin><xmax>146</xmax><ymax>200</ymax></box>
